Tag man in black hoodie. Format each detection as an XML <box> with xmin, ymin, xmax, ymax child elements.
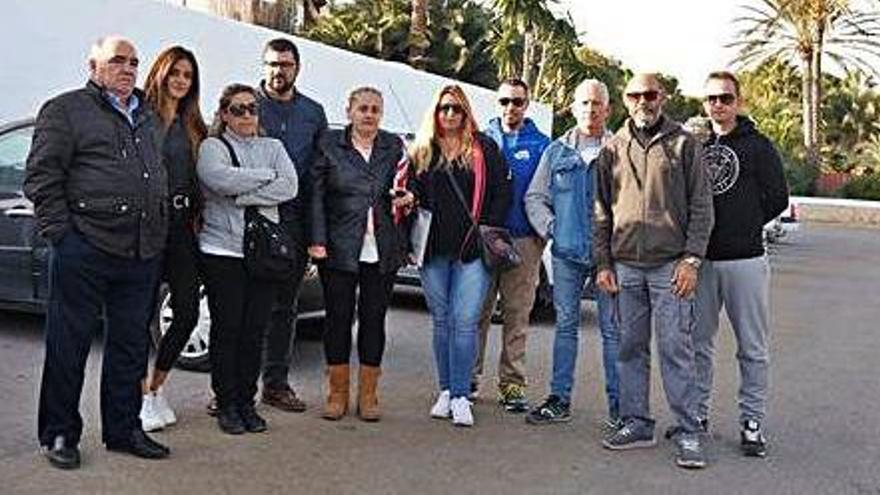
<box><xmin>693</xmin><ymin>71</ymin><xmax>789</xmax><ymax>458</ymax></box>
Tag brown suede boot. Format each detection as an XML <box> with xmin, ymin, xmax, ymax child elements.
<box><xmin>322</xmin><ymin>364</ymin><xmax>350</xmax><ymax>420</ymax></box>
<box><xmin>357</xmin><ymin>365</ymin><xmax>381</xmax><ymax>422</ymax></box>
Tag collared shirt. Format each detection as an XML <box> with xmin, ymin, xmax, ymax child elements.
<box><xmin>105</xmin><ymin>91</ymin><xmax>140</xmax><ymax>127</ymax></box>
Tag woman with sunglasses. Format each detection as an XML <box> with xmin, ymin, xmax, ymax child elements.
<box><xmin>196</xmin><ymin>83</ymin><xmax>298</xmax><ymax>435</ymax></box>
<box><xmin>309</xmin><ymin>87</ymin><xmax>411</xmax><ymax>422</ymax></box>
<box><xmin>408</xmin><ymin>85</ymin><xmax>511</xmax><ymax>427</ymax></box>
<box><xmin>139</xmin><ymin>45</ymin><xmax>208</xmax><ymax>432</ymax></box>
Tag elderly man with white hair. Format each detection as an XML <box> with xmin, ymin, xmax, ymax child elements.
<box><xmin>25</xmin><ymin>35</ymin><xmax>170</xmax><ymax>469</ymax></box>
<box><xmin>523</xmin><ymin>79</ymin><xmax>619</xmax><ymax>428</ymax></box>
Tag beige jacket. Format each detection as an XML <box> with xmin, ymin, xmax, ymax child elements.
<box><xmin>593</xmin><ymin>117</ymin><xmax>714</xmax><ymax>270</ymax></box>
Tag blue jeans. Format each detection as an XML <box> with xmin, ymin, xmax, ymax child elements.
<box><xmin>549</xmin><ymin>257</ymin><xmax>619</xmax><ymax>417</ymax></box>
<box><xmin>616</xmin><ymin>262</ymin><xmax>702</xmax><ymax>433</ymax></box>
<box><xmin>421</xmin><ymin>257</ymin><xmax>490</xmax><ymax>399</ymax></box>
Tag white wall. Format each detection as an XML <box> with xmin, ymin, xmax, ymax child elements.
<box><xmin>1</xmin><ymin>0</ymin><xmax>553</xmax><ymax>135</ymax></box>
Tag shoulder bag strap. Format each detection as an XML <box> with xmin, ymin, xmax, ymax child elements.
<box><xmin>217</xmin><ymin>134</ymin><xmax>241</xmax><ymax>169</ymax></box>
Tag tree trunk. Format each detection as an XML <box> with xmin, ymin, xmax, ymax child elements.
<box><xmin>522</xmin><ymin>26</ymin><xmax>540</xmax><ymax>91</ymax></box>
<box><xmin>799</xmin><ymin>52</ymin><xmax>815</xmax><ymax>158</ymax></box>
<box><xmin>408</xmin><ymin>0</ymin><xmax>429</xmax><ymax>70</ymax></box>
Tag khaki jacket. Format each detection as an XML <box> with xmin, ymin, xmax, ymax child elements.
<box><xmin>593</xmin><ymin>117</ymin><xmax>714</xmax><ymax>270</ymax></box>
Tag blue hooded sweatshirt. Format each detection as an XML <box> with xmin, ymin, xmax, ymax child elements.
<box><xmin>484</xmin><ymin>117</ymin><xmax>550</xmax><ymax>237</ymax></box>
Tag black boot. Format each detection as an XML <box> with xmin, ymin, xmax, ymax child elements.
<box><xmin>217</xmin><ymin>408</ymin><xmax>245</xmax><ymax>435</ymax></box>
<box><xmin>239</xmin><ymin>405</ymin><xmax>268</xmax><ymax>433</ymax></box>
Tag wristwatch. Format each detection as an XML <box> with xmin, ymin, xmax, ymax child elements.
<box><xmin>681</xmin><ymin>255</ymin><xmax>702</xmax><ymax>269</ymax></box>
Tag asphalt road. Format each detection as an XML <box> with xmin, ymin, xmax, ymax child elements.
<box><xmin>0</xmin><ymin>223</ymin><xmax>878</xmax><ymax>495</ymax></box>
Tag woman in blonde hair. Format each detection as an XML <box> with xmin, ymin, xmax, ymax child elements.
<box><xmin>408</xmin><ymin>85</ymin><xmax>511</xmax><ymax>427</ymax></box>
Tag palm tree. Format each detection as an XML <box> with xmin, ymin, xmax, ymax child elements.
<box><xmin>730</xmin><ymin>0</ymin><xmax>880</xmax><ymax>179</ymax></box>
<box><xmin>408</xmin><ymin>0</ymin><xmax>429</xmax><ymax>69</ymax></box>
<box><xmin>490</xmin><ymin>0</ymin><xmax>556</xmax><ymax>89</ymax></box>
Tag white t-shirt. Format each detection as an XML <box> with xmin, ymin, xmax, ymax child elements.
<box><xmin>356</xmin><ymin>145</ymin><xmax>380</xmax><ymax>263</ymax></box>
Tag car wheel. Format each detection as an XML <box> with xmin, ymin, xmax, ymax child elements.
<box><xmin>149</xmin><ymin>283</ymin><xmax>211</xmax><ymax>373</ymax></box>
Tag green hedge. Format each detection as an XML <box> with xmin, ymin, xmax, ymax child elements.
<box><xmin>841</xmin><ymin>173</ymin><xmax>880</xmax><ymax>201</ymax></box>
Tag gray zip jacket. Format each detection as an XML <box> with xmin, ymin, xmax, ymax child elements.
<box><xmin>593</xmin><ymin>117</ymin><xmax>714</xmax><ymax>270</ymax></box>
<box><xmin>196</xmin><ymin>130</ymin><xmax>298</xmax><ymax>256</ymax></box>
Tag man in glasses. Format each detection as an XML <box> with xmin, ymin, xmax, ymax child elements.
<box><xmin>256</xmin><ymin>38</ymin><xmax>328</xmax><ymax>414</ymax></box>
<box><xmin>25</xmin><ymin>36</ymin><xmax>170</xmax><ymax>469</ymax></box>
<box><xmin>523</xmin><ymin>79</ymin><xmax>619</xmax><ymax>429</ymax></box>
<box><xmin>473</xmin><ymin>78</ymin><xmax>550</xmax><ymax>412</ymax></box>
<box><xmin>594</xmin><ymin>73</ymin><xmax>714</xmax><ymax>469</ymax></box>
<box><xmin>692</xmin><ymin>71</ymin><xmax>788</xmax><ymax>458</ymax></box>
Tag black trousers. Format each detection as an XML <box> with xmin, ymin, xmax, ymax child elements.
<box><xmin>38</xmin><ymin>230</ymin><xmax>161</xmax><ymax>447</ymax></box>
<box><xmin>201</xmin><ymin>253</ymin><xmax>276</xmax><ymax>410</ymax></box>
<box><xmin>319</xmin><ymin>263</ymin><xmax>396</xmax><ymax>367</ymax></box>
<box><xmin>154</xmin><ymin>232</ymin><xmax>201</xmax><ymax>372</ymax></box>
<box><xmin>262</xmin><ymin>247</ymin><xmax>308</xmax><ymax>390</ymax></box>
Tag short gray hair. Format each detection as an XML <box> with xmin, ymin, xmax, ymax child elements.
<box><xmin>88</xmin><ymin>35</ymin><xmax>133</xmax><ymax>65</ymax></box>
<box><xmin>573</xmin><ymin>79</ymin><xmax>609</xmax><ymax>104</ymax></box>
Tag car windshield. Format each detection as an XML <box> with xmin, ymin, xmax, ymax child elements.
<box><xmin>0</xmin><ymin>125</ymin><xmax>33</xmax><ymax>199</ymax></box>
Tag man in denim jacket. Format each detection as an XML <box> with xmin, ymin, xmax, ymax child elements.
<box><xmin>523</xmin><ymin>79</ymin><xmax>619</xmax><ymax>426</ymax></box>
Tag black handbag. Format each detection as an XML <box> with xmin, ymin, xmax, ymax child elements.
<box><xmin>217</xmin><ymin>136</ymin><xmax>296</xmax><ymax>282</ymax></box>
<box><xmin>444</xmin><ymin>168</ymin><xmax>522</xmax><ymax>272</ymax></box>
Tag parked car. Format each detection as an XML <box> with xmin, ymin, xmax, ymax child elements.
<box><xmin>0</xmin><ymin>119</ymin><xmax>324</xmax><ymax>371</ymax></box>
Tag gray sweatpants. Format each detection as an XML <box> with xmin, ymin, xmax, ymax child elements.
<box><xmin>694</xmin><ymin>256</ymin><xmax>770</xmax><ymax>423</ymax></box>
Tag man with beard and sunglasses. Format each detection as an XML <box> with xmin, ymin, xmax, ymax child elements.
<box><xmin>256</xmin><ymin>38</ymin><xmax>328</xmax><ymax>413</ymax></box>
<box><xmin>594</xmin><ymin>73</ymin><xmax>714</xmax><ymax>469</ymax></box>
<box><xmin>472</xmin><ymin>78</ymin><xmax>550</xmax><ymax>412</ymax></box>
<box><xmin>689</xmin><ymin>71</ymin><xmax>788</xmax><ymax>458</ymax></box>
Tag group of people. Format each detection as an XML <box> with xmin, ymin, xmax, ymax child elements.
<box><xmin>25</xmin><ymin>32</ymin><xmax>788</xmax><ymax>472</ymax></box>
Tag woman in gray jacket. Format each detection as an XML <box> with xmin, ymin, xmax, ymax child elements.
<box><xmin>196</xmin><ymin>83</ymin><xmax>297</xmax><ymax>435</ymax></box>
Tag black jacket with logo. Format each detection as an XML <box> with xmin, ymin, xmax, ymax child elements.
<box><xmin>310</xmin><ymin>127</ymin><xmax>407</xmax><ymax>274</ymax></box>
<box><xmin>702</xmin><ymin>116</ymin><xmax>789</xmax><ymax>261</ymax></box>
<box><xmin>24</xmin><ymin>81</ymin><xmax>167</xmax><ymax>259</ymax></box>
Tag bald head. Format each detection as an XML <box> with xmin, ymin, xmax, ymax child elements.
<box><xmin>623</xmin><ymin>73</ymin><xmax>665</xmax><ymax>128</ymax></box>
<box><xmin>88</xmin><ymin>36</ymin><xmax>139</xmax><ymax>101</ymax></box>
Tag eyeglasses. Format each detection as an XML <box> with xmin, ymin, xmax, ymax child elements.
<box><xmin>437</xmin><ymin>103</ymin><xmax>464</xmax><ymax>115</ymax></box>
<box><xmin>625</xmin><ymin>90</ymin><xmax>660</xmax><ymax>103</ymax></box>
<box><xmin>264</xmin><ymin>61</ymin><xmax>296</xmax><ymax>70</ymax></box>
<box><xmin>705</xmin><ymin>93</ymin><xmax>736</xmax><ymax>105</ymax></box>
<box><xmin>227</xmin><ymin>103</ymin><xmax>258</xmax><ymax>117</ymax></box>
<box><xmin>498</xmin><ymin>97</ymin><xmax>526</xmax><ymax>108</ymax></box>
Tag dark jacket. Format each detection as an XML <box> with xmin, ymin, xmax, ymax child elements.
<box><xmin>408</xmin><ymin>132</ymin><xmax>512</xmax><ymax>263</ymax></box>
<box><xmin>24</xmin><ymin>81</ymin><xmax>167</xmax><ymax>259</ymax></box>
<box><xmin>311</xmin><ymin>127</ymin><xmax>407</xmax><ymax>274</ymax></box>
<box><xmin>594</xmin><ymin>116</ymin><xmax>714</xmax><ymax>270</ymax></box>
<box><xmin>702</xmin><ymin>116</ymin><xmax>789</xmax><ymax>261</ymax></box>
<box><xmin>484</xmin><ymin>117</ymin><xmax>550</xmax><ymax>237</ymax></box>
<box><xmin>257</xmin><ymin>83</ymin><xmax>328</xmax><ymax>244</ymax></box>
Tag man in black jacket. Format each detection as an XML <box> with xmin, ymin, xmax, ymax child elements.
<box><xmin>256</xmin><ymin>38</ymin><xmax>328</xmax><ymax>413</ymax></box>
<box><xmin>24</xmin><ymin>36</ymin><xmax>170</xmax><ymax>469</ymax></box>
<box><xmin>692</xmin><ymin>71</ymin><xmax>789</xmax><ymax>458</ymax></box>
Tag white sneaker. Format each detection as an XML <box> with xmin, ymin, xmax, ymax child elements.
<box><xmin>140</xmin><ymin>394</ymin><xmax>165</xmax><ymax>432</ymax></box>
<box><xmin>430</xmin><ymin>390</ymin><xmax>451</xmax><ymax>419</ymax></box>
<box><xmin>153</xmin><ymin>390</ymin><xmax>177</xmax><ymax>426</ymax></box>
<box><xmin>450</xmin><ymin>397</ymin><xmax>474</xmax><ymax>427</ymax></box>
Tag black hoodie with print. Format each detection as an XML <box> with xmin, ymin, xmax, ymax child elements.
<box><xmin>702</xmin><ymin>115</ymin><xmax>789</xmax><ymax>261</ymax></box>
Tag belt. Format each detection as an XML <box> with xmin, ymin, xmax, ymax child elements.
<box><xmin>170</xmin><ymin>194</ymin><xmax>192</xmax><ymax>210</ymax></box>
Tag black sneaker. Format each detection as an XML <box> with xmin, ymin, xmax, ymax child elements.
<box><xmin>498</xmin><ymin>383</ymin><xmax>528</xmax><ymax>413</ymax></box>
<box><xmin>217</xmin><ymin>408</ymin><xmax>245</xmax><ymax>435</ymax></box>
<box><xmin>675</xmin><ymin>434</ymin><xmax>708</xmax><ymax>469</ymax></box>
<box><xmin>741</xmin><ymin>419</ymin><xmax>767</xmax><ymax>457</ymax></box>
<box><xmin>602</xmin><ymin>419</ymin><xmax>656</xmax><ymax>450</ymax></box>
<box><xmin>525</xmin><ymin>395</ymin><xmax>571</xmax><ymax>425</ymax></box>
<box><xmin>239</xmin><ymin>406</ymin><xmax>268</xmax><ymax>433</ymax></box>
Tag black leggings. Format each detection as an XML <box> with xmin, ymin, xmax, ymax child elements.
<box><xmin>320</xmin><ymin>263</ymin><xmax>396</xmax><ymax>367</ymax></box>
<box><xmin>154</xmin><ymin>236</ymin><xmax>201</xmax><ymax>372</ymax></box>
<box><xmin>201</xmin><ymin>253</ymin><xmax>277</xmax><ymax>410</ymax></box>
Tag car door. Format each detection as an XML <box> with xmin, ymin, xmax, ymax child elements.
<box><xmin>0</xmin><ymin>121</ymin><xmax>42</xmax><ymax>307</ymax></box>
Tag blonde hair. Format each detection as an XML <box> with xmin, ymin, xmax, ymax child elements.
<box><xmin>409</xmin><ymin>84</ymin><xmax>480</xmax><ymax>174</ymax></box>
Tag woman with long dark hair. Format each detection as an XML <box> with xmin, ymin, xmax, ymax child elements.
<box><xmin>408</xmin><ymin>85</ymin><xmax>511</xmax><ymax>427</ymax></box>
<box><xmin>197</xmin><ymin>84</ymin><xmax>298</xmax><ymax>435</ymax></box>
<box><xmin>139</xmin><ymin>45</ymin><xmax>207</xmax><ymax>431</ymax></box>
<box><xmin>309</xmin><ymin>87</ymin><xmax>411</xmax><ymax>422</ymax></box>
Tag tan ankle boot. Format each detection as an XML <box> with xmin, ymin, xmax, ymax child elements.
<box><xmin>357</xmin><ymin>365</ymin><xmax>381</xmax><ymax>422</ymax></box>
<box><xmin>323</xmin><ymin>364</ymin><xmax>350</xmax><ymax>420</ymax></box>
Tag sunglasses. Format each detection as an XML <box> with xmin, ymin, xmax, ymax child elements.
<box><xmin>498</xmin><ymin>97</ymin><xmax>526</xmax><ymax>107</ymax></box>
<box><xmin>705</xmin><ymin>93</ymin><xmax>736</xmax><ymax>105</ymax></box>
<box><xmin>437</xmin><ymin>103</ymin><xmax>464</xmax><ymax>115</ymax></box>
<box><xmin>625</xmin><ymin>90</ymin><xmax>660</xmax><ymax>102</ymax></box>
<box><xmin>227</xmin><ymin>102</ymin><xmax>258</xmax><ymax>117</ymax></box>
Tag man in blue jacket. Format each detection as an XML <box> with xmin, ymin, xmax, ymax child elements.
<box><xmin>523</xmin><ymin>79</ymin><xmax>619</xmax><ymax>426</ymax></box>
<box><xmin>473</xmin><ymin>79</ymin><xmax>550</xmax><ymax>412</ymax></box>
